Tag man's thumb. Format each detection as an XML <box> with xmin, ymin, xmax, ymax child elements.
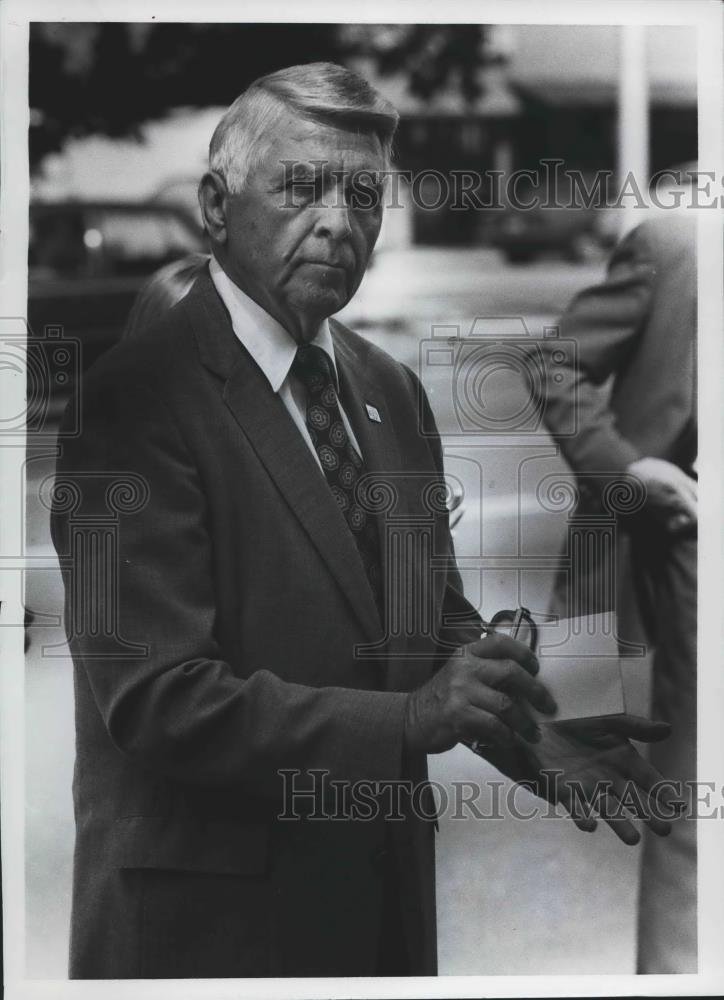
<box><xmin>607</xmin><ymin>715</ymin><xmax>671</xmax><ymax>742</ymax></box>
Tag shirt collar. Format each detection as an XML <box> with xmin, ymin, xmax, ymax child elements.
<box><xmin>208</xmin><ymin>256</ymin><xmax>338</xmax><ymax>393</ymax></box>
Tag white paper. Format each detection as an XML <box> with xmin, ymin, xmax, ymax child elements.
<box><xmin>531</xmin><ymin>611</ymin><xmax>625</xmax><ymax>721</ymax></box>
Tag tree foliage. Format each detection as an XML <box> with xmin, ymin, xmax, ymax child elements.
<box><xmin>339</xmin><ymin>24</ymin><xmax>491</xmax><ymax>103</ymax></box>
<box><xmin>30</xmin><ymin>23</ymin><xmax>493</xmax><ymax>171</ymax></box>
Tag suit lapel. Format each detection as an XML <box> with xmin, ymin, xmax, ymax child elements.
<box><xmin>184</xmin><ymin>275</ymin><xmax>382</xmax><ymax>643</ymax></box>
<box><xmin>332</xmin><ymin>326</ymin><xmax>407</xmax><ymax>548</ymax></box>
<box><xmin>332</xmin><ymin>323</ymin><xmax>411</xmax><ymax>674</ymax></box>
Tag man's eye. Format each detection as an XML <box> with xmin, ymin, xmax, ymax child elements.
<box><xmin>296</xmin><ymin>184</ymin><xmax>316</xmax><ymax>204</ymax></box>
<box><xmin>348</xmin><ymin>183</ymin><xmax>383</xmax><ymax>212</ymax></box>
<box><xmin>284</xmin><ymin>176</ymin><xmax>324</xmax><ymax>206</ymax></box>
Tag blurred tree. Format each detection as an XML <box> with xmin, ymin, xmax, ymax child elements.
<box><xmin>29</xmin><ymin>23</ymin><xmax>342</xmax><ymax>169</ymax></box>
<box><xmin>338</xmin><ymin>24</ymin><xmax>495</xmax><ymax>103</ymax></box>
<box><xmin>30</xmin><ymin>22</ymin><xmax>497</xmax><ymax>172</ymax></box>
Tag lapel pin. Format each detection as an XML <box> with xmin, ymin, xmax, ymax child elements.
<box><xmin>365</xmin><ymin>403</ymin><xmax>382</xmax><ymax>423</ymax></box>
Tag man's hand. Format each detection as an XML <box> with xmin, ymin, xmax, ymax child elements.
<box><xmin>404</xmin><ymin>633</ymin><xmax>557</xmax><ymax>755</ymax></box>
<box><xmin>492</xmin><ymin>714</ymin><xmax>682</xmax><ymax>845</ymax></box>
<box><xmin>627</xmin><ymin>456</ymin><xmax>697</xmax><ymax>534</ymax></box>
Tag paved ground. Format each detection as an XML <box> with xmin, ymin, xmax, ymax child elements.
<box><xmin>24</xmin><ymin>247</ymin><xmax>652</xmax><ymax>977</ymax></box>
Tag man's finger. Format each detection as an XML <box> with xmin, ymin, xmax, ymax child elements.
<box><xmin>600</xmin><ymin>715</ymin><xmax>671</xmax><ymax>742</ymax></box>
<box><xmin>623</xmin><ymin>757</ymin><xmax>688</xmax><ymax>820</ymax></box>
<box><xmin>608</xmin><ymin>776</ymin><xmax>673</xmax><ymax>839</ymax></box>
<box><xmin>673</xmin><ymin>491</ymin><xmax>697</xmax><ymax>521</ymax></box>
<box><xmin>597</xmin><ymin>791</ymin><xmax>641</xmax><ymax>846</ymax></box>
<box><xmin>682</xmin><ymin>476</ymin><xmax>698</xmax><ymax>505</ymax></box>
<box><xmin>641</xmin><ymin>803</ymin><xmax>672</xmax><ymax>838</ymax></box>
<box><xmin>459</xmin><ymin>705</ymin><xmax>517</xmax><ymax>750</ymax></box>
<box><xmin>620</xmin><ymin>750</ymin><xmax>666</xmax><ymax>796</ymax></box>
<box><xmin>660</xmin><ymin>475</ymin><xmax>697</xmax><ymax>521</ymax></box>
<box><xmin>667</xmin><ymin>511</ymin><xmax>696</xmax><ymax>534</ymax></box>
<box><xmin>467</xmin><ymin>632</ymin><xmax>539</xmax><ymax>675</ymax></box>
<box><xmin>553</xmin><ymin>783</ymin><xmax>598</xmax><ymax>833</ymax></box>
<box><xmin>466</xmin><ymin>686</ymin><xmax>541</xmax><ymax>744</ymax></box>
<box><xmin>473</xmin><ymin>657</ymin><xmax>557</xmax><ymax>716</ymax></box>
<box><xmin>555</xmin><ymin>779</ymin><xmax>641</xmax><ymax>844</ymax></box>
<box><xmin>672</xmin><ymin>469</ymin><xmax>698</xmax><ymax>504</ymax></box>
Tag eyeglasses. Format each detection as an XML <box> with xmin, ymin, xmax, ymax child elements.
<box><xmin>463</xmin><ymin>605</ymin><xmax>538</xmax><ymax>758</ymax></box>
<box><xmin>486</xmin><ymin>605</ymin><xmax>538</xmax><ymax>653</ymax></box>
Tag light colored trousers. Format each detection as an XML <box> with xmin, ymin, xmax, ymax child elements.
<box><xmin>554</xmin><ymin>519</ymin><xmax>697</xmax><ymax>974</ymax></box>
<box><xmin>629</xmin><ymin>528</ymin><xmax>697</xmax><ymax>975</ymax></box>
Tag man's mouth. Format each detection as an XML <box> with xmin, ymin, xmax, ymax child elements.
<box><xmin>302</xmin><ymin>260</ymin><xmax>347</xmax><ymax>271</ymax></box>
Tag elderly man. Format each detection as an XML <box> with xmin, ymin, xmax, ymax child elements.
<box><xmin>52</xmin><ymin>63</ymin><xmax>674</xmax><ymax>980</ymax></box>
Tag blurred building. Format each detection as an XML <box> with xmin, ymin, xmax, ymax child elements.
<box><xmin>355</xmin><ymin>24</ymin><xmax>697</xmax><ymax>247</ymax></box>
<box><xmin>509</xmin><ymin>24</ymin><xmax>696</xmax><ymax>174</ymax></box>
<box><xmin>31</xmin><ymin>23</ymin><xmax>697</xmax><ymax>252</ymax></box>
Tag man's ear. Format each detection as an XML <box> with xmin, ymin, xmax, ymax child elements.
<box><xmin>198</xmin><ymin>171</ymin><xmax>230</xmax><ymax>247</ymax></box>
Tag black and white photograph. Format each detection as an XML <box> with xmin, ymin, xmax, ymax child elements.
<box><xmin>1</xmin><ymin>1</ymin><xmax>723</xmax><ymax>997</ymax></box>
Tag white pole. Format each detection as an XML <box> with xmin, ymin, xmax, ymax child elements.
<box><xmin>617</xmin><ymin>24</ymin><xmax>649</xmax><ymax>237</ymax></box>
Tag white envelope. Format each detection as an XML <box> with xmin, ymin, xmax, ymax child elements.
<box><xmin>529</xmin><ymin>611</ymin><xmax>626</xmax><ymax>722</ymax></box>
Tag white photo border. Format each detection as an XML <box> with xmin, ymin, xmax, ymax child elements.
<box><xmin>1</xmin><ymin>1</ymin><xmax>722</xmax><ymax>997</ymax></box>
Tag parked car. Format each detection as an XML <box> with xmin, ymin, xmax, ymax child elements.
<box><xmin>489</xmin><ymin>172</ymin><xmax>616</xmax><ymax>264</ymax></box>
<box><xmin>27</xmin><ymin>200</ymin><xmax>206</xmax><ymax>424</ymax></box>
<box><xmin>490</xmin><ymin>199</ymin><xmax>606</xmax><ymax>264</ymax></box>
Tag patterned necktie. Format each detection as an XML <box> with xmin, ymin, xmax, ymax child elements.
<box><xmin>292</xmin><ymin>343</ymin><xmax>383</xmax><ymax>618</ymax></box>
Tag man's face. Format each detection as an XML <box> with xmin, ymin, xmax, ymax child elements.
<box><xmin>221</xmin><ymin>112</ymin><xmax>386</xmax><ymax>341</ymax></box>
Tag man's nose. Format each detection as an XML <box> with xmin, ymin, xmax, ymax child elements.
<box><xmin>313</xmin><ymin>197</ymin><xmax>353</xmax><ymax>240</ymax></box>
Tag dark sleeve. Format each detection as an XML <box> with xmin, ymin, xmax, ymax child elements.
<box><xmin>50</xmin><ymin>378</ymin><xmax>408</xmax><ymax>799</ymax></box>
<box><xmin>541</xmin><ymin>224</ymin><xmax>656</xmax><ymax>484</ymax></box>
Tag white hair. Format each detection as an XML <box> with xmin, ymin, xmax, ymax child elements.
<box><xmin>208</xmin><ymin>62</ymin><xmax>399</xmax><ymax>193</ymax></box>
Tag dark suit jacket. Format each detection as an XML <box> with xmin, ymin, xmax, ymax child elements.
<box><xmin>544</xmin><ymin>214</ymin><xmax>697</xmax><ymax>499</ymax></box>
<box><xmin>51</xmin><ymin>272</ymin><xmax>481</xmax><ymax>979</ymax></box>
<box><xmin>540</xmin><ymin>215</ymin><xmax>697</xmax><ymax>633</ymax></box>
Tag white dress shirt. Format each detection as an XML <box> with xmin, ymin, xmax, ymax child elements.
<box><xmin>209</xmin><ymin>256</ymin><xmax>363</xmax><ymax>469</ymax></box>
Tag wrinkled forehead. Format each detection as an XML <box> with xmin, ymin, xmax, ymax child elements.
<box><xmin>253</xmin><ymin>113</ymin><xmax>386</xmax><ymax>182</ymax></box>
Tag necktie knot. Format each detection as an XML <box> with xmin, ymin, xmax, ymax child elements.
<box><xmin>293</xmin><ymin>344</ymin><xmax>335</xmax><ymax>396</ymax></box>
